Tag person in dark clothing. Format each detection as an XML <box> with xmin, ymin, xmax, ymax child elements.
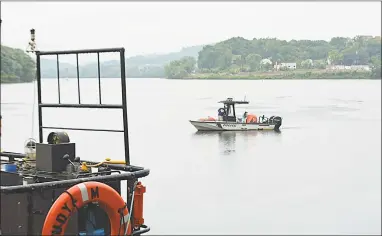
<box><xmin>218</xmin><ymin>108</ymin><xmax>225</xmax><ymax>121</ymax></box>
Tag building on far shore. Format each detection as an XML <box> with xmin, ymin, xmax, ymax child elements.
<box><xmin>274</xmin><ymin>62</ymin><xmax>297</xmax><ymax>70</ymax></box>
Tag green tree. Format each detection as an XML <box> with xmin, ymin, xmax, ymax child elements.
<box><xmin>313</xmin><ymin>60</ymin><xmax>327</xmax><ymax>69</ymax></box>
<box><xmin>329</xmin><ymin>37</ymin><xmax>350</xmax><ymax>51</ymax></box>
<box><xmin>260</xmin><ymin>61</ymin><xmax>273</xmax><ymax>71</ymax></box>
<box><xmin>181</xmin><ymin>56</ymin><xmax>197</xmax><ymax>73</ymax></box>
<box><xmin>370</xmin><ymin>56</ymin><xmax>381</xmax><ymax>79</ymax></box>
<box><xmin>164</xmin><ymin>56</ymin><xmax>196</xmax><ymax>79</ymax></box>
<box><xmin>1</xmin><ymin>45</ymin><xmax>36</xmax><ymax>83</ymax></box>
<box><xmin>245</xmin><ymin>53</ymin><xmax>262</xmax><ymax>71</ymax></box>
<box><xmin>328</xmin><ymin>50</ymin><xmax>344</xmax><ymax>65</ymax></box>
<box><xmin>301</xmin><ymin>59</ymin><xmax>314</xmax><ymax>69</ymax></box>
<box><xmin>198</xmin><ymin>45</ymin><xmax>232</xmax><ymax>70</ymax></box>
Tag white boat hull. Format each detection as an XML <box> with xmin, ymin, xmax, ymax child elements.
<box><xmin>189</xmin><ymin>120</ymin><xmax>279</xmax><ymax>131</ymax></box>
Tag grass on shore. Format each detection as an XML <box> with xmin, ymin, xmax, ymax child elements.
<box><xmin>179</xmin><ymin>69</ymin><xmax>377</xmax><ymax>80</ymax></box>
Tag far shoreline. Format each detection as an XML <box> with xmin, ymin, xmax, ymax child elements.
<box><xmin>167</xmin><ymin>77</ymin><xmax>380</xmax><ymax>81</ymax></box>
<box><xmin>165</xmin><ymin>69</ymin><xmax>381</xmax><ymax>80</ymax></box>
<box><xmin>1</xmin><ymin>73</ymin><xmax>381</xmax><ymax>84</ymax></box>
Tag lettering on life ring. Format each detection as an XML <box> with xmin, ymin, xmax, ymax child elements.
<box><xmin>42</xmin><ymin>181</ymin><xmax>131</xmax><ymax>236</ymax></box>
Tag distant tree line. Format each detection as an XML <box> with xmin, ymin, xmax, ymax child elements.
<box><xmin>2</xmin><ymin>36</ymin><xmax>381</xmax><ymax>82</ymax></box>
<box><xmin>1</xmin><ymin>45</ymin><xmax>36</xmax><ymax>83</ymax></box>
<box><xmin>164</xmin><ymin>36</ymin><xmax>381</xmax><ymax>79</ymax></box>
<box><xmin>39</xmin><ymin>45</ymin><xmax>204</xmax><ymax>79</ymax></box>
<box><xmin>1</xmin><ymin>44</ymin><xmax>204</xmax><ymax>83</ymax></box>
<box><xmin>164</xmin><ymin>57</ymin><xmax>196</xmax><ymax>79</ymax></box>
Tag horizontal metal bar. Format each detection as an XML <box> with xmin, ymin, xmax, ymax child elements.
<box><xmin>0</xmin><ymin>152</ymin><xmax>27</xmax><ymax>159</ymax></box>
<box><xmin>75</xmin><ymin>170</ymin><xmax>121</xmax><ymax>178</ymax></box>
<box><xmin>41</xmin><ymin>126</ymin><xmax>124</xmax><ymax>132</ymax></box>
<box><xmin>37</xmin><ymin>48</ymin><xmax>124</xmax><ymax>56</ymax></box>
<box><xmin>39</xmin><ymin>103</ymin><xmax>123</xmax><ymax>109</ymax></box>
<box><xmin>1</xmin><ymin>169</ymin><xmax>150</xmax><ymax>194</ymax></box>
<box><xmin>80</xmin><ymin>160</ymin><xmax>144</xmax><ymax>172</ymax></box>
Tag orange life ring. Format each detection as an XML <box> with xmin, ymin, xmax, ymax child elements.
<box><xmin>42</xmin><ymin>181</ymin><xmax>131</xmax><ymax>236</ymax></box>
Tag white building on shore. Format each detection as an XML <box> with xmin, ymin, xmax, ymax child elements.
<box><xmin>274</xmin><ymin>62</ymin><xmax>297</xmax><ymax>70</ymax></box>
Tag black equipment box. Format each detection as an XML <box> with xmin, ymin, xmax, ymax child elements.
<box><xmin>0</xmin><ymin>171</ymin><xmax>22</xmax><ymax>186</ymax></box>
<box><xmin>36</xmin><ymin>143</ymin><xmax>76</xmax><ymax>172</ymax></box>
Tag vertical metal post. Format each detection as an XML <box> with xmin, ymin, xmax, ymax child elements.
<box><xmin>36</xmin><ymin>52</ymin><xmax>43</xmax><ymax>143</ymax></box>
<box><xmin>76</xmin><ymin>53</ymin><xmax>81</xmax><ymax>104</ymax></box>
<box><xmin>97</xmin><ymin>53</ymin><xmax>102</xmax><ymax>104</ymax></box>
<box><xmin>120</xmin><ymin>49</ymin><xmax>130</xmax><ymax>165</ymax></box>
<box><xmin>56</xmin><ymin>54</ymin><xmax>61</xmax><ymax>104</ymax></box>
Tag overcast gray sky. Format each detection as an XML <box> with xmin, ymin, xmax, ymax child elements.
<box><xmin>1</xmin><ymin>1</ymin><xmax>381</xmax><ymax>59</ymax></box>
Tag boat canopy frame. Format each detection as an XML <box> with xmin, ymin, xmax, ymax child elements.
<box><xmin>218</xmin><ymin>98</ymin><xmax>249</xmax><ymax>121</ymax></box>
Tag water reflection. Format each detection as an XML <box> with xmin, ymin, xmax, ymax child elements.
<box><xmin>194</xmin><ymin>131</ymin><xmax>267</xmax><ymax>155</ymax></box>
<box><xmin>193</xmin><ymin>131</ymin><xmax>237</xmax><ymax>154</ymax></box>
<box><xmin>218</xmin><ymin>131</ymin><xmax>236</xmax><ymax>154</ymax></box>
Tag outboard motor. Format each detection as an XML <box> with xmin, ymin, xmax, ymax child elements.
<box><xmin>273</xmin><ymin>116</ymin><xmax>282</xmax><ymax>131</ymax></box>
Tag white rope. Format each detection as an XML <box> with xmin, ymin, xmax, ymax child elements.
<box><xmin>26</xmin><ymin>28</ymin><xmax>38</xmax><ymax>141</ymax></box>
<box><xmin>31</xmin><ymin>75</ymin><xmax>37</xmax><ymax>139</ymax></box>
<box><xmin>124</xmin><ymin>181</ymin><xmax>137</xmax><ymax>236</ymax></box>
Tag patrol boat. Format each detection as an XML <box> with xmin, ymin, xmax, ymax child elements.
<box><xmin>189</xmin><ymin>98</ymin><xmax>283</xmax><ymax>131</ymax></box>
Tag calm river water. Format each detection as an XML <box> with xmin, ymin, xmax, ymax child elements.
<box><xmin>1</xmin><ymin>78</ymin><xmax>381</xmax><ymax>235</ymax></box>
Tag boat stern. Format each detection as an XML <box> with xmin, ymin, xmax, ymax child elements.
<box><xmin>272</xmin><ymin>116</ymin><xmax>283</xmax><ymax>131</ymax></box>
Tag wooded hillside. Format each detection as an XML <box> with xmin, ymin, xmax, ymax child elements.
<box><xmin>1</xmin><ymin>45</ymin><xmax>36</xmax><ymax>83</ymax></box>
<box><xmin>164</xmin><ymin>36</ymin><xmax>381</xmax><ymax>79</ymax></box>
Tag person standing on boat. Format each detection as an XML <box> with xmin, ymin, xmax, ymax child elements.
<box><xmin>243</xmin><ymin>111</ymin><xmax>248</xmax><ymax>123</ymax></box>
<box><xmin>218</xmin><ymin>108</ymin><xmax>225</xmax><ymax>121</ymax></box>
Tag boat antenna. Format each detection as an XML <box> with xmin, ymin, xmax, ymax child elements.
<box><xmin>26</xmin><ymin>28</ymin><xmax>37</xmax><ymax>53</ymax></box>
<box><xmin>26</xmin><ymin>28</ymin><xmax>38</xmax><ymax>149</ymax></box>
<box><xmin>244</xmin><ymin>95</ymin><xmax>246</xmax><ymax>101</ymax></box>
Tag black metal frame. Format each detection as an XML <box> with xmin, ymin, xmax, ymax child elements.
<box><xmin>218</xmin><ymin>98</ymin><xmax>249</xmax><ymax>122</ymax></box>
<box><xmin>35</xmin><ymin>48</ymin><xmax>131</xmax><ymax>164</ymax></box>
<box><xmin>1</xmin><ymin>47</ymin><xmax>152</xmax><ymax>235</ymax></box>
